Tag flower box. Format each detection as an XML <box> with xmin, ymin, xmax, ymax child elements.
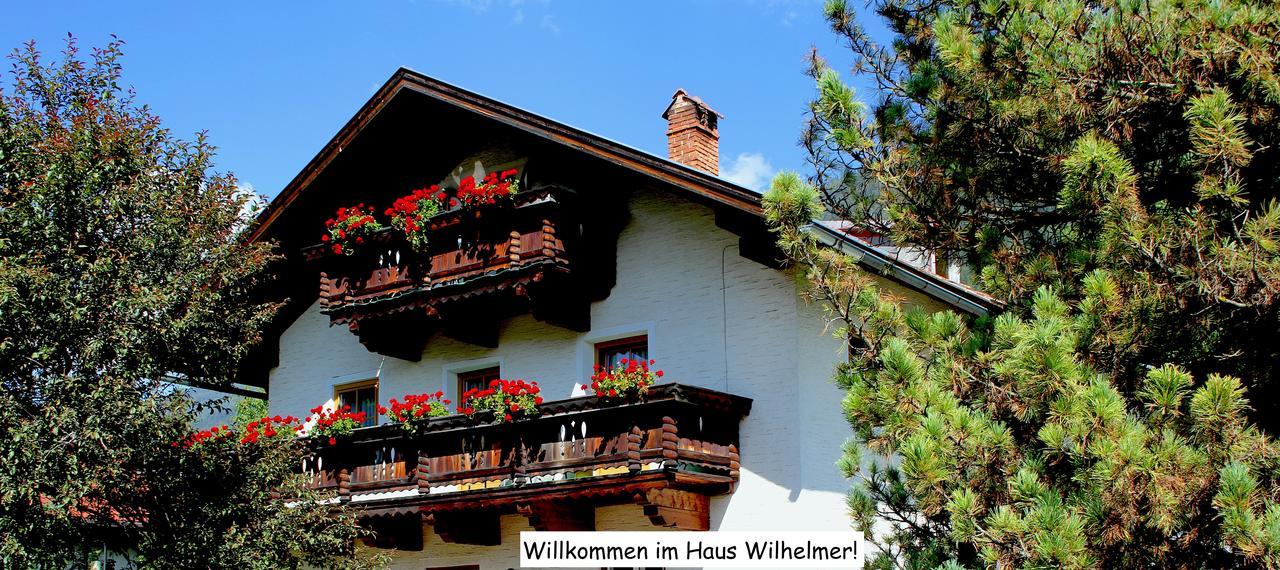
<box><xmin>585</xmin><ymin>358</ymin><xmax>664</xmax><ymax>400</ymax></box>
<box><xmin>458</xmin><ymin>379</ymin><xmax>543</xmax><ymax>424</ymax></box>
<box><xmin>381</xmin><ymin>391</ymin><xmax>451</xmax><ymax>435</ymax></box>
<box><xmin>386</xmin><ymin>186</ymin><xmax>446</xmax><ymax>252</ymax></box>
<box><xmin>323</xmin><ymin>204</ymin><xmax>383</xmax><ymax>256</ymax></box>
<box><xmin>304</xmin><ymin>405</ymin><xmax>368</xmax><ymax>446</ymax></box>
<box><xmin>455</xmin><ymin>169</ymin><xmax>520</xmax><ymax>209</ymax></box>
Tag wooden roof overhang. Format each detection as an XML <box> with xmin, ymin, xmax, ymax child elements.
<box><xmin>249</xmin><ymin>68</ymin><xmax>763</xmax><ymax>247</ymax></box>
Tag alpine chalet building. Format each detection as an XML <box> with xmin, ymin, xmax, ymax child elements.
<box><xmin>241</xmin><ymin>69</ymin><xmax>996</xmax><ymax>568</ymax></box>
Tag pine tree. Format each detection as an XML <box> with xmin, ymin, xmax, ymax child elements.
<box><xmin>769</xmin><ymin>0</ymin><xmax>1280</xmax><ymax>566</ymax></box>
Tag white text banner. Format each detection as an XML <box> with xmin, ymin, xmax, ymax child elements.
<box><xmin>519</xmin><ymin>530</ymin><xmax>864</xmax><ymax>568</ymax></box>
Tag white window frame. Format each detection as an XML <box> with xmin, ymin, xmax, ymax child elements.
<box><xmin>440</xmin><ymin>356</ymin><xmax>505</xmax><ymax>403</ymax></box>
<box><xmin>576</xmin><ymin>322</ymin><xmax>657</xmax><ymax>387</ymax></box>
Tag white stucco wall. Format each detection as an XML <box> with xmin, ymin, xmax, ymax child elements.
<box><xmin>268</xmin><ymin>187</ymin><xmax>939</xmax><ymax>567</ymax></box>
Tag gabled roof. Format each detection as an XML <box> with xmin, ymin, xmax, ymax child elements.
<box><xmin>249</xmin><ymin>68</ymin><xmax>1000</xmax><ymax>316</ymax></box>
<box><xmin>249</xmin><ymin>68</ymin><xmax>761</xmax><ymax>243</ymax></box>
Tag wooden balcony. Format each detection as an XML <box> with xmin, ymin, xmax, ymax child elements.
<box><xmin>303</xmin><ymin>187</ymin><xmax>590</xmax><ymax>359</ymax></box>
<box><xmin>297</xmin><ymin>383</ymin><xmax>751</xmax><ymax>549</ymax></box>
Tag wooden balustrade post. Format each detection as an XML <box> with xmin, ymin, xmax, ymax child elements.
<box><xmin>627</xmin><ymin>426</ymin><xmax>643</xmax><ymax>474</ymax></box>
<box><xmin>508</xmin><ymin>230</ymin><xmax>522</xmax><ymax>266</ymax></box>
<box><xmin>513</xmin><ymin>435</ymin><xmax>530</xmax><ymax>485</ymax></box>
<box><xmin>337</xmin><ymin>467</ymin><xmax>351</xmax><ymax>502</ymax></box>
<box><xmin>416</xmin><ymin>448</ymin><xmax>430</xmax><ymax>493</ymax></box>
<box><xmin>661</xmin><ymin>416</ymin><xmax>679</xmax><ymax>470</ymax></box>
<box><xmin>541</xmin><ymin>218</ymin><xmax>556</xmax><ymax>258</ymax></box>
<box><xmin>318</xmin><ymin>272</ymin><xmax>332</xmax><ymax>309</ymax></box>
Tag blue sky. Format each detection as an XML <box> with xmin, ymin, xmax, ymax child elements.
<box><xmin>3</xmin><ymin>1</ymin><xmax>878</xmax><ymax>198</ymax></box>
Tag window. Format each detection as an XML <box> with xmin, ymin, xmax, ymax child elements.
<box><xmin>334</xmin><ymin>379</ymin><xmax>378</xmax><ymax>427</ymax></box>
<box><xmin>458</xmin><ymin>366</ymin><xmax>501</xmax><ymax>396</ymax></box>
<box><xmin>596</xmin><ymin>335</ymin><xmax>648</xmax><ymax>370</ymax></box>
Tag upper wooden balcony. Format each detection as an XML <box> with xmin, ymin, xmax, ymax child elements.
<box><xmin>302</xmin><ymin>187</ymin><xmax>590</xmax><ymax>359</ymax></box>
<box><xmin>297</xmin><ymin>383</ymin><xmax>751</xmax><ymax>549</ymax></box>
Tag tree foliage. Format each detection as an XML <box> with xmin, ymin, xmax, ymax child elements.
<box><xmin>806</xmin><ymin>0</ymin><xmax>1280</xmax><ymax>399</ymax></box>
<box><xmin>0</xmin><ymin>37</ymin><xmax>373</xmax><ymax>568</ymax></box>
<box><xmin>770</xmin><ymin>174</ymin><xmax>1280</xmax><ymax>569</ymax></box>
<box><xmin>771</xmin><ymin>0</ymin><xmax>1280</xmax><ymax>565</ymax></box>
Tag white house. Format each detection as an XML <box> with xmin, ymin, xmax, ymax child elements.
<box><xmin>241</xmin><ymin>69</ymin><xmax>997</xmax><ymax>569</ymax></box>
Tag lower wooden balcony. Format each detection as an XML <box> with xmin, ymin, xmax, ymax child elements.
<box><xmin>298</xmin><ymin>383</ymin><xmax>751</xmax><ymax>549</ymax></box>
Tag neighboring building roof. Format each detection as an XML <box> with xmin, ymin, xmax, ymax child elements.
<box><xmin>808</xmin><ymin>221</ymin><xmax>1002</xmax><ymax>316</ymax></box>
<box><xmin>250</xmin><ymin>67</ymin><xmax>1000</xmax><ymax>316</ymax></box>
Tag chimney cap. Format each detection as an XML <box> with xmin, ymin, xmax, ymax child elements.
<box><xmin>662</xmin><ymin>88</ymin><xmax>724</xmax><ymax>120</ymax></box>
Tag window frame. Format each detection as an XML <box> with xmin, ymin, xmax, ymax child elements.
<box><xmin>332</xmin><ymin>378</ymin><xmax>379</xmax><ymax>427</ymax></box>
<box><xmin>456</xmin><ymin>366</ymin><xmax>502</xmax><ymax>397</ymax></box>
<box><xmin>595</xmin><ymin>334</ymin><xmax>649</xmax><ymax>369</ymax></box>
<box><xmin>441</xmin><ymin>357</ymin><xmax>505</xmax><ymax>403</ymax></box>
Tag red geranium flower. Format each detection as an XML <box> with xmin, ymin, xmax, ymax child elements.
<box><xmin>458</xmin><ymin>378</ymin><xmax>540</xmax><ymax>424</ymax></box>
<box><xmin>590</xmin><ymin>358</ymin><xmax>664</xmax><ymax>400</ymax></box>
<box><xmin>323</xmin><ymin>204</ymin><xmax>384</xmax><ymax>256</ymax></box>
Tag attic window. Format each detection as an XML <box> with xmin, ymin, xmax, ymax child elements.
<box><xmin>438</xmin><ymin>150</ymin><xmax>528</xmax><ymax>191</ymax></box>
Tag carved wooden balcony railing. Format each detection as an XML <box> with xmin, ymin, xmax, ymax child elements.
<box><xmin>297</xmin><ymin>383</ymin><xmax>751</xmax><ymax>548</ymax></box>
<box><xmin>302</xmin><ymin>187</ymin><xmax>589</xmax><ymax>359</ymax></box>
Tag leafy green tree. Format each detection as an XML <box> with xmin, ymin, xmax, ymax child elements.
<box><xmin>234</xmin><ymin>397</ymin><xmax>271</xmax><ymax>430</ymax></box>
<box><xmin>770</xmin><ymin>0</ymin><xmax>1280</xmax><ymax>566</ymax></box>
<box><xmin>0</xmin><ymin>38</ymin><xmax>374</xmax><ymax>568</ymax></box>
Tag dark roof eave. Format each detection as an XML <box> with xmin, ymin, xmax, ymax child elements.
<box><xmin>805</xmin><ymin>222</ymin><xmax>1003</xmax><ymax>317</ymax></box>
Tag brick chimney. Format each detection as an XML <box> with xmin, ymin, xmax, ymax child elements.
<box><xmin>662</xmin><ymin>89</ymin><xmax>722</xmax><ymax>174</ymax></box>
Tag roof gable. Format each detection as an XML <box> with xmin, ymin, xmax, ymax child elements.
<box><xmin>249</xmin><ymin>68</ymin><xmax>762</xmax><ymax>244</ymax></box>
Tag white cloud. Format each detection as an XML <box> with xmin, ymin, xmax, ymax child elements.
<box><xmin>440</xmin><ymin>0</ymin><xmax>494</xmax><ymax>13</ymax></box>
<box><xmin>540</xmin><ymin>14</ymin><xmax>560</xmax><ymax>34</ymax></box>
<box><xmin>233</xmin><ymin>181</ymin><xmax>267</xmax><ymax>232</ymax></box>
<box><xmin>721</xmin><ymin>152</ymin><xmax>774</xmax><ymax>191</ymax></box>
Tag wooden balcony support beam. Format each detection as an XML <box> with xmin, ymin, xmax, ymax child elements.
<box><xmin>347</xmin><ymin>311</ymin><xmax>436</xmax><ymax>362</ymax></box>
<box><xmin>442</xmin><ymin>318</ymin><xmax>499</xmax><ymax>348</ymax></box>
<box><xmin>517</xmin><ymin>500</ymin><xmax>596</xmax><ymax>531</ymax></box>
<box><xmin>360</xmin><ymin>510</ymin><xmax>425</xmax><ymax>551</ymax></box>
<box><xmin>526</xmin><ymin>276</ymin><xmax>591</xmax><ymax>333</ymax></box>
<box><xmin>635</xmin><ymin>488</ymin><xmax>710</xmax><ymax>531</ymax></box>
<box><xmin>429</xmin><ymin>510</ymin><xmax>502</xmax><ymax>546</ymax></box>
